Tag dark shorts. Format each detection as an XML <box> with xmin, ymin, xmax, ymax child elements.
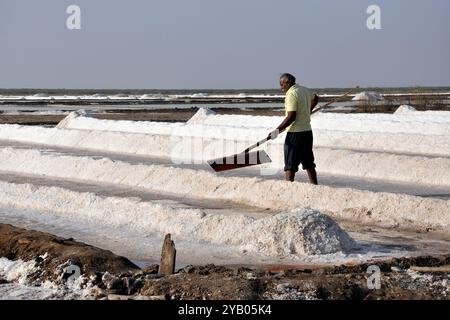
<box><xmin>284</xmin><ymin>131</ymin><xmax>316</xmax><ymax>172</ymax></box>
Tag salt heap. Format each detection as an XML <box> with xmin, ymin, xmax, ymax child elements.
<box><xmin>32</xmin><ymin>93</ymin><xmax>49</xmax><ymax>98</ymax></box>
<box><xmin>394</xmin><ymin>105</ymin><xmax>417</xmax><ymax>114</ymax></box>
<box><xmin>0</xmin><ymin>257</ymin><xmax>37</xmax><ymax>284</ymax></box>
<box><xmin>352</xmin><ymin>91</ymin><xmax>384</xmax><ymax>102</ymax></box>
<box><xmin>187</xmin><ymin>107</ymin><xmax>217</xmax><ymax>124</ymax></box>
<box><xmin>240</xmin><ymin>209</ymin><xmax>357</xmax><ymax>256</ymax></box>
<box><xmin>56</xmin><ymin>110</ymin><xmax>92</xmax><ymax>129</ymax></box>
<box><xmin>139</xmin><ymin>94</ymin><xmax>162</xmax><ymax>100</ymax></box>
<box><xmin>191</xmin><ymin>93</ymin><xmax>208</xmax><ymax>98</ymax></box>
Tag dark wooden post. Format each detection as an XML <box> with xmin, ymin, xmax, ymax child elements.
<box><xmin>158</xmin><ymin>234</ymin><xmax>176</xmax><ymax>275</ymax></box>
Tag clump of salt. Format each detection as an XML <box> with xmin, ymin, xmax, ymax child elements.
<box><xmin>186</xmin><ymin>107</ymin><xmax>217</xmax><ymax>124</ymax></box>
<box><xmin>56</xmin><ymin>109</ymin><xmax>93</xmax><ymax>129</ymax></box>
<box><xmin>394</xmin><ymin>105</ymin><xmax>417</xmax><ymax>114</ymax></box>
<box><xmin>352</xmin><ymin>91</ymin><xmax>384</xmax><ymax>102</ymax></box>
<box><xmin>0</xmin><ymin>258</ymin><xmax>37</xmax><ymax>285</ymax></box>
<box><xmin>239</xmin><ymin>208</ymin><xmax>357</xmax><ymax>257</ymax></box>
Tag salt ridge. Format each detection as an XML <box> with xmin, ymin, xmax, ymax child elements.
<box><xmin>0</xmin><ymin>181</ymin><xmax>355</xmax><ymax>257</ymax></box>
<box><xmin>0</xmin><ymin>126</ymin><xmax>449</xmax><ymax>185</ymax></box>
<box><xmin>57</xmin><ymin>109</ymin><xmax>450</xmax><ymax>135</ymax></box>
<box><xmin>0</xmin><ymin>148</ymin><xmax>447</xmax><ymax>231</ymax></box>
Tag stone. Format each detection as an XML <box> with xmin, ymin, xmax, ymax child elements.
<box><xmin>158</xmin><ymin>234</ymin><xmax>176</xmax><ymax>275</ymax></box>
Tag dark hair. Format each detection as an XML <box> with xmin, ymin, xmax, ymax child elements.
<box><xmin>280</xmin><ymin>73</ymin><xmax>296</xmax><ymax>85</ymax></box>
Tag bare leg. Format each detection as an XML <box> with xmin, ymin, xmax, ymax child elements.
<box><xmin>306</xmin><ymin>168</ymin><xmax>318</xmax><ymax>185</ymax></box>
<box><xmin>285</xmin><ymin>170</ymin><xmax>295</xmax><ymax>182</ymax></box>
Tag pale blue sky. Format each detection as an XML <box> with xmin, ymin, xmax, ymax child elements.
<box><xmin>0</xmin><ymin>0</ymin><xmax>449</xmax><ymax>89</ymax></box>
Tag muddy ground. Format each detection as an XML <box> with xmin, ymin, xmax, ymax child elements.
<box><xmin>0</xmin><ymin>224</ymin><xmax>448</xmax><ymax>300</ymax></box>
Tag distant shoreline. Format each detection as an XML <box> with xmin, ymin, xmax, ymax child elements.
<box><xmin>1</xmin><ymin>91</ymin><xmax>449</xmax><ymax>106</ymax></box>
<box><xmin>1</xmin><ymin>86</ymin><xmax>450</xmax><ymax>97</ymax></box>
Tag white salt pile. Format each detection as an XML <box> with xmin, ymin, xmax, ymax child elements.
<box><xmin>394</xmin><ymin>105</ymin><xmax>417</xmax><ymax>114</ymax></box>
<box><xmin>239</xmin><ymin>209</ymin><xmax>357</xmax><ymax>256</ymax></box>
<box><xmin>56</xmin><ymin>109</ymin><xmax>92</xmax><ymax>129</ymax></box>
<box><xmin>352</xmin><ymin>91</ymin><xmax>384</xmax><ymax>102</ymax></box>
<box><xmin>32</xmin><ymin>93</ymin><xmax>49</xmax><ymax>98</ymax></box>
<box><xmin>186</xmin><ymin>107</ymin><xmax>217</xmax><ymax>124</ymax></box>
<box><xmin>0</xmin><ymin>257</ymin><xmax>95</xmax><ymax>299</ymax></box>
<box><xmin>191</xmin><ymin>93</ymin><xmax>208</xmax><ymax>98</ymax></box>
<box><xmin>0</xmin><ymin>258</ymin><xmax>37</xmax><ymax>285</ymax></box>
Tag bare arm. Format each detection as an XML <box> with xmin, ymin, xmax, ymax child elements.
<box><xmin>277</xmin><ymin>111</ymin><xmax>296</xmax><ymax>132</ymax></box>
<box><xmin>310</xmin><ymin>94</ymin><xmax>319</xmax><ymax>113</ymax></box>
<box><xmin>268</xmin><ymin>111</ymin><xmax>296</xmax><ymax>139</ymax></box>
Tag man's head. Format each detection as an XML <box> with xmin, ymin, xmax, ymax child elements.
<box><xmin>279</xmin><ymin>73</ymin><xmax>296</xmax><ymax>93</ymax></box>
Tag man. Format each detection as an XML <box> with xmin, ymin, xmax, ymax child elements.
<box><xmin>268</xmin><ymin>73</ymin><xmax>319</xmax><ymax>184</ymax></box>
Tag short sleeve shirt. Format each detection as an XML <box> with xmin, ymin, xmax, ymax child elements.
<box><xmin>285</xmin><ymin>84</ymin><xmax>314</xmax><ymax>132</ymax></box>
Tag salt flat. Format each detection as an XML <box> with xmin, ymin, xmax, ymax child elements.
<box><xmin>0</xmin><ymin>107</ymin><xmax>448</xmax><ymax>268</ymax></box>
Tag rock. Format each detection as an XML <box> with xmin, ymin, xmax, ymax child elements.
<box><xmin>180</xmin><ymin>265</ymin><xmax>195</xmax><ymax>274</ymax></box>
<box><xmin>142</xmin><ymin>264</ymin><xmax>159</xmax><ymax>274</ymax></box>
<box><xmin>91</xmin><ymin>288</ymin><xmax>107</xmax><ymax>300</ymax></box>
<box><xmin>274</xmin><ymin>272</ymin><xmax>286</xmax><ymax>279</ymax></box>
<box><xmin>158</xmin><ymin>234</ymin><xmax>176</xmax><ymax>275</ymax></box>
<box><xmin>108</xmin><ymin>293</ymin><xmax>167</xmax><ymax>300</ymax></box>
<box><xmin>141</xmin><ymin>294</ymin><xmax>169</xmax><ymax>300</ymax></box>
<box><xmin>34</xmin><ymin>256</ymin><xmax>45</xmax><ymax>264</ymax></box>
<box><xmin>246</xmin><ymin>272</ymin><xmax>257</xmax><ymax>280</ymax></box>
<box><xmin>138</xmin><ymin>295</ymin><xmax>167</xmax><ymax>300</ymax></box>
<box><xmin>89</xmin><ymin>273</ymin><xmax>104</xmax><ymax>287</ymax></box>
<box><xmin>18</xmin><ymin>239</ymin><xmax>31</xmax><ymax>245</ymax></box>
<box><xmin>102</xmin><ymin>272</ymin><xmax>113</xmax><ymax>283</ymax></box>
<box><xmin>391</xmin><ymin>266</ymin><xmax>402</xmax><ymax>272</ymax></box>
<box><xmin>107</xmin><ymin>278</ymin><xmax>127</xmax><ymax>294</ymax></box>
<box><xmin>107</xmin><ymin>294</ymin><xmax>134</xmax><ymax>301</ymax></box>
<box><xmin>276</xmin><ymin>283</ymin><xmax>293</xmax><ymax>292</ymax></box>
<box><xmin>145</xmin><ymin>274</ymin><xmax>163</xmax><ymax>280</ymax></box>
<box><xmin>409</xmin><ymin>265</ymin><xmax>450</xmax><ymax>273</ymax></box>
<box><xmin>124</xmin><ymin>277</ymin><xmax>143</xmax><ymax>295</ymax></box>
<box><xmin>198</xmin><ymin>270</ymin><xmax>209</xmax><ymax>276</ymax></box>
<box><xmin>133</xmin><ymin>270</ymin><xmax>145</xmax><ymax>277</ymax></box>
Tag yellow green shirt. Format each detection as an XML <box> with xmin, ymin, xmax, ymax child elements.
<box><xmin>284</xmin><ymin>84</ymin><xmax>314</xmax><ymax>132</ymax></box>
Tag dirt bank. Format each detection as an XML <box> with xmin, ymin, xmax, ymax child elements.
<box><xmin>1</xmin><ymin>224</ymin><xmax>449</xmax><ymax>300</ymax></box>
<box><xmin>0</xmin><ymin>223</ymin><xmax>139</xmax><ymax>282</ymax></box>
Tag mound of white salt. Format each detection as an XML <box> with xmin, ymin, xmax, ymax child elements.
<box><xmin>191</xmin><ymin>93</ymin><xmax>209</xmax><ymax>98</ymax></box>
<box><xmin>187</xmin><ymin>107</ymin><xmax>217</xmax><ymax>124</ymax></box>
<box><xmin>352</xmin><ymin>91</ymin><xmax>384</xmax><ymax>102</ymax></box>
<box><xmin>239</xmin><ymin>209</ymin><xmax>357</xmax><ymax>256</ymax></box>
<box><xmin>0</xmin><ymin>257</ymin><xmax>37</xmax><ymax>284</ymax></box>
<box><xmin>139</xmin><ymin>94</ymin><xmax>154</xmax><ymax>99</ymax></box>
<box><xmin>32</xmin><ymin>93</ymin><xmax>49</xmax><ymax>98</ymax></box>
<box><xmin>394</xmin><ymin>105</ymin><xmax>417</xmax><ymax>114</ymax></box>
<box><xmin>56</xmin><ymin>110</ymin><xmax>92</xmax><ymax>129</ymax></box>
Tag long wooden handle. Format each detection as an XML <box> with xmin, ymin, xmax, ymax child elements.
<box><xmin>311</xmin><ymin>89</ymin><xmax>355</xmax><ymax>115</ymax></box>
<box><xmin>243</xmin><ymin>137</ymin><xmax>270</xmax><ymax>153</ymax></box>
<box><xmin>244</xmin><ymin>88</ymin><xmax>356</xmax><ymax>153</ymax></box>
<box><xmin>244</xmin><ymin>127</ymin><xmax>288</xmax><ymax>153</ymax></box>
